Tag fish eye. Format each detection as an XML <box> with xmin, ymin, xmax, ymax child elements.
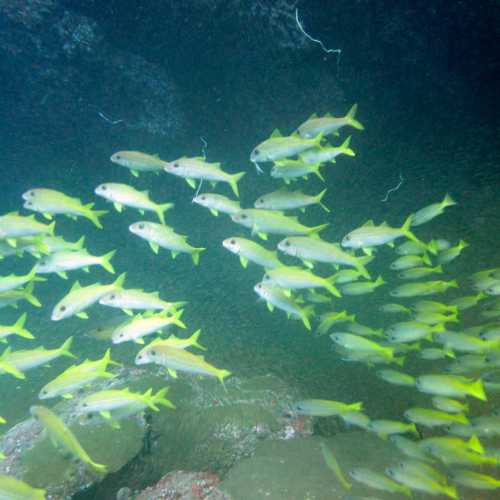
<box><xmin>29</xmin><ymin>191</ymin><xmax>35</xmax><ymax>197</ymax></box>
<box><xmin>258</xmin><ymin>198</ymin><xmax>263</xmax><ymax>204</ymax></box>
<box><xmin>101</xmin><ymin>185</ymin><xmax>107</xmax><ymax>190</ymax></box>
<box><xmin>284</xmin><ymin>240</ymin><xmax>291</xmax><ymax>247</ymax></box>
<box><xmin>109</xmin><ymin>294</ymin><xmax>115</xmax><ymax>300</ymax></box>
<box><xmin>241</xmin><ymin>214</ymin><xmax>247</xmax><ymax>219</ymax></box>
<box><xmin>119</xmin><ymin>333</ymin><xmax>124</xmax><ymax>338</ymax></box>
<box><xmin>345</xmin><ymin>235</ymin><xmax>351</xmax><ymax>241</ymax></box>
<box><xmin>87</xmin><ymin>413</ymin><xmax>94</xmax><ymax>420</ymax></box>
<box><xmin>26</xmin><ymin>201</ymin><xmax>32</xmax><ymax>206</ymax></box>
<box><xmin>201</xmin><ymin>196</ymin><xmax>205</xmax><ymax>200</ymax></box>
<box><xmin>82</xmin><ymin>402</ymin><xmax>88</xmax><ymax>407</ymax></box>
<box><xmin>116</xmin><ymin>155</ymin><xmax>121</xmax><ymax>160</ymax></box>
<box><xmin>173</xmin><ymin>163</ymin><xmax>179</xmax><ymax>168</ymax></box>
<box><xmin>230</xmin><ymin>239</ymin><xmax>235</xmax><ymax>245</ymax></box>
<box><xmin>150</xmin><ymin>350</ymin><xmax>156</xmax><ymax>356</ymax></box>
<box><xmin>138</xmin><ymin>223</ymin><xmax>145</xmax><ymax>230</ymax></box>
<box><xmin>254</xmin><ymin>149</ymin><xmax>260</xmax><ymax>155</ymax></box>
<box><xmin>60</xmin><ymin>305</ymin><xmax>66</xmax><ymax>312</ymax></box>
<box><xmin>137</xmin><ymin>355</ymin><xmax>142</xmax><ymax>360</ymax></box>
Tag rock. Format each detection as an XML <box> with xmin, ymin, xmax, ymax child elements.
<box><xmin>0</xmin><ymin>370</ymin><xmax>146</xmax><ymax>499</ymax></box>
<box><xmin>219</xmin><ymin>432</ymin><xmax>399</xmax><ymax>500</ymax></box>
<box><xmin>135</xmin><ymin>470</ymin><xmax>230</xmax><ymax>500</ymax></box>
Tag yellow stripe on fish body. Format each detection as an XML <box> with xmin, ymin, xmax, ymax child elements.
<box><xmin>51</xmin><ymin>273</ymin><xmax>126</xmax><ymax>321</ymax></box>
<box><xmin>231</xmin><ymin>209</ymin><xmax>328</xmax><ymax>238</ymax></box>
<box><xmin>250</xmin><ymin>129</ymin><xmax>323</xmax><ymax>163</ymax></box>
<box><xmin>112</xmin><ymin>310</ymin><xmax>185</xmax><ymax>344</ymax></box>
<box><xmin>300</xmin><ymin>135</ymin><xmax>355</xmax><ymax>164</ymax></box>
<box><xmin>135</xmin><ymin>344</ymin><xmax>231</xmax><ymax>386</ymax></box>
<box><xmin>404</xmin><ymin>407</ymin><xmax>469</xmax><ymax>427</ymax></box>
<box><xmin>222</xmin><ymin>237</ymin><xmax>282</xmax><ymax>269</ymax></box>
<box><xmin>271</xmin><ymin>159</ymin><xmax>325</xmax><ymax>182</ymax></box>
<box><xmin>95</xmin><ymin>183</ymin><xmax>174</xmax><ymax>224</ymax></box>
<box><xmin>163</xmin><ymin>157</ymin><xmax>245</xmax><ymax>197</ymax></box>
<box><xmin>349</xmin><ymin>467</ymin><xmax>412</xmax><ymax>497</ymax></box>
<box><xmin>254</xmin><ymin>282</ymin><xmax>314</xmax><ymax>330</ymax></box>
<box><xmin>193</xmin><ymin>193</ymin><xmax>241</xmax><ymax>216</ymax></box>
<box><xmin>297</xmin><ymin>104</ymin><xmax>364</xmax><ymax>139</ymax></box>
<box><xmin>0</xmin><ymin>474</ymin><xmax>46</xmax><ymax>499</ymax></box>
<box><xmin>391</xmin><ymin>279</ymin><xmax>458</xmax><ymax>298</ymax></box>
<box><xmin>263</xmin><ymin>266</ymin><xmax>341</xmax><ymax>297</ymax></box>
<box><xmin>110</xmin><ymin>150</ymin><xmax>167</xmax><ymax>174</ymax></box>
<box><xmin>129</xmin><ymin>221</ymin><xmax>205</xmax><ymax>265</ymax></box>
<box><xmin>340</xmin><ymin>275</ymin><xmax>385</xmax><ymax>295</ymax></box>
<box><xmin>277</xmin><ymin>236</ymin><xmax>372</xmax><ymax>278</ymax></box>
<box><xmin>416</xmin><ymin>374</ymin><xmax>487</xmax><ymax>400</ymax></box>
<box><xmin>319</xmin><ymin>441</ymin><xmax>351</xmax><ymax>490</ymax></box>
<box><xmin>99</xmin><ymin>287</ymin><xmax>185</xmax><ymax>312</ymax></box>
<box><xmin>254</xmin><ymin>188</ymin><xmax>329</xmax><ymax>212</ymax></box>
<box><xmin>0</xmin><ymin>212</ymin><xmax>55</xmax><ymax>239</ymax></box>
<box><xmin>22</xmin><ymin>188</ymin><xmax>107</xmax><ymax>228</ymax></box>
<box><xmin>0</xmin><ymin>336</ymin><xmax>75</xmax><ymax>372</ymax></box>
<box><xmin>30</xmin><ymin>405</ymin><xmax>107</xmax><ymax>473</ymax></box>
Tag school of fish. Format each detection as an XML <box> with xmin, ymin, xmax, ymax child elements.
<box><xmin>0</xmin><ymin>102</ymin><xmax>499</xmax><ymax>498</ymax></box>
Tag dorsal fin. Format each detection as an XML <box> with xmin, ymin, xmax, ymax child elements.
<box><xmin>70</xmin><ymin>280</ymin><xmax>81</xmax><ymax>292</ymax></box>
<box><xmin>362</xmin><ymin>219</ymin><xmax>375</xmax><ymax>227</ymax></box>
<box><xmin>325</xmin><ymin>112</ymin><xmax>334</xmax><ymax>118</ymax></box>
<box><xmin>308</xmin><ymin>112</ymin><xmax>318</xmax><ymax>120</ymax></box>
<box><xmin>270</xmin><ymin>128</ymin><xmax>282</xmax><ymax>138</ymax></box>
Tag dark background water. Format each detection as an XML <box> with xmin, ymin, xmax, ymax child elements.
<box><xmin>0</xmin><ymin>0</ymin><xmax>499</xmax><ymax>433</ymax></box>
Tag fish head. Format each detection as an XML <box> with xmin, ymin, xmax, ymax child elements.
<box><xmin>340</xmin><ymin>232</ymin><xmax>360</xmax><ymax>249</ymax></box>
<box><xmin>111</xmin><ymin>329</ymin><xmax>127</xmax><ymax>344</ymax></box>
<box><xmin>51</xmin><ymin>300</ymin><xmax>74</xmax><ymax>321</ymax></box>
<box><xmin>230</xmin><ymin>211</ymin><xmax>252</xmax><ymax>228</ymax></box>
<box><xmin>34</xmin><ymin>259</ymin><xmax>50</xmax><ymax>273</ymax></box>
<box><xmin>163</xmin><ymin>159</ymin><xmax>186</xmax><ymax>175</ymax></box>
<box><xmin>22</xmin><ymin>188</ymin><xmax>42</xmax><ymax>201</ymax></box>
<box><xmin>135</xmin><ymin>347</ymin><xmax>157</xmax><ymax>365</ymax></box>
<box><xmin>250</xmin><ymin>147</ymin><xmax>265</xmax><ymax>163</ymax></box>
<box><xmin>222</xmin><ymin>237</ymin><xmax>240</xmax><ymax>254</ymax></box>
<box><xmin>95</xmin><ymin>183</ymin><xmax>113</xmax><ymax>198</ymax></box>
<box><xmin>253</xmin><ymin>282</ymin><xmax>267</xmax><ymax>298</ymax></box>
<box><xmin>262</xmin><ymin>273</ymin><xmax>272</xmax><ymax>284</ymax></box>
<box><xmin>129</xmin><ymin>221</ymin><xmax>153</xmax><ymax>238</ymax></box>
<box><xmin>192</xmin><ymin>194</ymin><xmax>211</xmax><ymax>207</ymax></box>
<box><xmin>38</xmin><ymin>386</ymin><xmax>52</xmax><ymax>400</ymax></box>
<box><xmin>110</xmin><ymin>151</ymin><xmax>131</xmax><ymax>167</ymax></box>
<box><xmin>254</xmin><ymin>196</ymin><xmax>266</xmax><ymax>208</ymax></box>
<box><xmin>277</xmin><ymin>238</ymin><xmax>296</xmax><ymax>256</ymax></box>
<box><xmin>390</xmin><ymin>289</ymin><xmax>402</xmax><ymax>297</ymax></box>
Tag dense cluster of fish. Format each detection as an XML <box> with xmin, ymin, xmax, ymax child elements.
<box><xmin>0</xmin><ymin>102</ymin><xmax>499</xmax><ymax>498</ymax></box>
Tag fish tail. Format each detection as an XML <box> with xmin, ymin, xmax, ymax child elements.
<box><xmin>443</xmin><ymin>484</ymin><xmax>458</xmax><ymax>500</ymax></box>
<box><xmin>23</xmin><ymin>282</ymin><xmax>42</xmax><ymax>307</ymax></box>
<box><xmin>75</xmin><ymin>235</ymin><xmax>86</xmax><ymax>249</ymax></box>
<box><xmin>190</xmin><ymin>329</ymin><xmax>207</xmax><ymax>350</ymax></box>
<box><xmin>101</xmin><ymin>348</ymin><xmax>121</xmax><ymax>367</ymax></box>
<box><xmin>156</xmin><ymin>202</ymin><xmax>174</xmax><ymax>224</ymax></box>
<box><xmin>229</xmin><ymin>172</ymin><xmax>246</xmax><ymax>198</ymax></box>
<box><xmin>422</xmin><ymin>252</ymin><xmax>432</xmax><ymax>266</ymax></box>
<box><xmin>191</xmin><ymin>248</ymin><xmax>206</xmax><ymax>266</ymax></box>
<box><xmin>374</xmin><ymin>275</ymin><xmax>386</xmax><ymax>287</ymax></box>
<box><xmin>14</xmin><ymin>312</ymin><xmax>35</xmax><ymax>339</ymax></box>
<box><xmin>300</xmin><ymin>305</ymin><xmax>315</xmax><ymax>331</ymax></box>
<box><xmin>171</xmin><ymin>309</ymin><xmax>186</xmax><ymax>329</ymax></box>
<box><xmin>471</xmin><ymin>379</ymin><xmax>487</xmax><ymax>401</ymax></box>
<box><xmin>60</xmin><ymin>336</ymin><xmax>76</xmax><ymax>359</ymax></box>
<box><xmin>345</xmin><ymin>104</ymin><xmax>364</xmax><ymax>130</ymax></box>
<box><xmin>456</xmin><ymin>412</ymin><xmax>470</xmax><ymax>425</ymax></box>
<box><xmin>325</xmin><ymin>275</ymin><xmax>342</xmax><ymax>297</ymax></box>
<box><xmin>90</xmin><ymin>461</ymin><xmax>108</xmax><ymax>474</ymax></box>
<box><xmin>427</xmin><ymin>239</ymin><xmax>439</xmax><ymax>255</ymax></box>
<box><xmin>217</xmin><ymin>369</ymin><xmax>231</xmax><ymax>390</ymax></box>
<box><xmin>401</xmin><ymin>215</ymin><xmax>430</xmax><ymax>253</ymax></box>
<box><xmin>112</xmin><ymin>272</ymin><xmax>127</xmax><ymax>289</ymax></box>
<box><xmin>349</xmin><ymin>402</ymin><xmax>363</xmax><ymax>412</ymax></box>
<box><xmin>311</xmin><ymin>162</ymin><xmax>325</xmax><ymax>182</ymax></box>
<box><xmin>315</xmin><ymin>189</ymin><xmax>330</xmax><ymax>212</ymax></box>
<box><xmin>338</xmin><ymin>135</ymin><xmax>356</xmax><ymax>156</ymax></box>
<box><xmin>0</xmin><ymin>360</ymin><xmax>25</xmax><ymax>380</ymax></box>
<box><xmin>153</xmin><ymin>388</ymin><xmax>176</xmax><ymax>409</ymax></box>
<box><xmin>467</xmin><ymin>435</ymin><xmax>484</xmax><ymax>454</ymax></box>
<box><xmin>308</xmin><ymin>223</ymin><xmax>329</xmax><ymax>236</ymax></box>
<box><xmin>84</xmin><ymin>203</ymin><xmax>107</xmax><ymax>229</ymax></box>
<box><xmin>442</xmin><ymin>193</ymin><xmax>457</xmax><ymax>208</ymax></box>
<box><xmin>100</xmin><ymin>250</ymin><xmax>116</xmax><ymax>274</ymax></box>
<box><xmin>355</xmin><ymin>255</ymin><xmax>373</xmax><ymax>279</ymax></box>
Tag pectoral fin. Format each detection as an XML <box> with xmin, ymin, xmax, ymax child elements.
<box><xmin>167</xmin><ymin>368</ymin><xmax>178</xmax><ymax>378</ymax></box>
